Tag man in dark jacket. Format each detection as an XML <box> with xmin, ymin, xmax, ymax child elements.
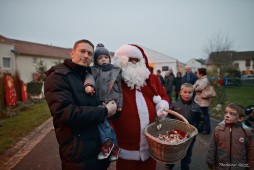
<box><xmin>44</xmin><ymin>39</ymin><xmax>117</xmax><ymax>170</ymax></box>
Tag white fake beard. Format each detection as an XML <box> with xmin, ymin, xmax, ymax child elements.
<box><xmin>121</xmin><ymin>59</ymin><xmax>150</xmax><ymax>90</ymax></box>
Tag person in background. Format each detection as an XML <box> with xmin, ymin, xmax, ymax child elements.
<box><xmin>44</xmin><ymin>39</ymin><xmax>117</xmax><ymax>170</ymax></box>
<box><xmin>173</xmin><ymin>71</ymin><xmax>183</xmax><ymax>101</ymax></box>
<box><xmin>111</xmin><ymin>44</ymin><xmax>170</xmax><ymax>170</ymax></box>
<box><xmin>193</xmin><ymin>68</ymin><xmax>211</xmax><ymax>134</ymax></box>
<box><xmin>182</xmin><ymin>65</ymin><xmax>198</xmax><ymax>85</ymax></box>
<box><xmin>217</xmin><ymin>76</ymin><xmax>224</xmax><ymax>86</ymax></box>
<box><xmin>207</xmin><ymin>103</ymin><xmax>254</xmax><ymax>169</ymax></box>
<box><xmin>245</xmin><ymin>109</ymin><xmax>254</xmax><ymax>129</ymax></box>
<box><xmin>157</xmin><ymin>69</ymin><xmax>165</xmax><ymax>86</ymax></box>
<box><xmin>166</xmin><ymin>83</ymin><xmax>202</xmax><ymax>170</ymax></box>
<box><xmin>164</xmin><ymin>68</ymin><xmax>175</xmax><ymax>102</ymax></box>
<box><xmin>149</xmin><ymin>66</ymin><xmax>154</xmax><ymax>74</ymax></box>
<box><xmin>84</xmin><ymin>43</ymin><xmax>122</xmax><ymax>162</ymax></box>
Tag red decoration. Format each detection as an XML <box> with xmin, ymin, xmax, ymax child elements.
<box><xmin>5</xmin><ymin>75</ymin><xmax>17</xmax><ymax>107</ymax></box>
<box><xmin>21</xmin><ymin>83</ymin><xmax>28</xmax><ymax>101</ymax></box>
<box><xmin>167</xmin><ymin>129</ymin><xmax>187</xmax><ymax>140</ymax></box>
<box><xmin>218</xmin><ymin>78</ymin><xmax>224</xmax><ymax>86</ymax></box>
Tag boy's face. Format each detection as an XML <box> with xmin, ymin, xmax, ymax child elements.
<box><xmin>97</xmin><ymin>55</ymin><xmax>110</xmax><ymax>65</ymax></box>
<box><xmin>180</xmin><ymin>87</ymin><xmax>193</xmax><ymax>102</ymax></box>
<box><xmin>224</xmin><ymin>107</ymin><xmax>244</xmax><ymax>124</ymax></box>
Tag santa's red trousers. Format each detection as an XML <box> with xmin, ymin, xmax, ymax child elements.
<box><xmin>116</xmin><ymin>157</ymin><xmax>156</xmax><ymax>170</ymax></box>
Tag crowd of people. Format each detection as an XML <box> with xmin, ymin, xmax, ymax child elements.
<box><xmin>44</xmin><ymin>39</ymin><xmax>254</xmax><ymax>170</ymax></box>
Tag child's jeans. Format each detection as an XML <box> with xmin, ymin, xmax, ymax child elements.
<box><xmin>98</xmin><ymin>119</ymin><xmax>117</xmax><ymax>145</ymax></box>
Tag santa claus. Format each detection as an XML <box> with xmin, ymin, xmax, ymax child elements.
<box><xmin>111</xmin><ymin>44</ymin><xmax>170</xmax><ymax>170</ymax></box>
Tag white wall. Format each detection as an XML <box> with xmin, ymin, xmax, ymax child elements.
<box><xmin>16</xmin><ymin>55</ymin><xmax>64</xmax><ymax>83</ymax></box>
<box><xmin>142</xmin><ymin>46</ymin><xmax>178</xmax><ymax>77</ymax></box>
<box><xmin>233</xmin><ymin>60</ymin><xmax>253</xmax><ymax>73</ymax></box>
<box><xmin>186</xmin><ymin>58</ymin><xmax>204</xmax><ymax>72</ymax></box>
<box><xmin>0</xmin><ymin>43</ymin><xmax>16</xmax><ymax>75</ymax></box>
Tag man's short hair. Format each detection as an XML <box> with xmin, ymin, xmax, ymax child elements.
<box><xmin>73</xmin><ymin>39</ymin><xmax>94</xmax><ymax>50</ymax></box>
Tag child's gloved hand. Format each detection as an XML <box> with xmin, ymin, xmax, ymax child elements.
<box><xmin>85</xmin><ymin>86</ymin><xmax>95</xmax><ymax>95</ymax></box>
<box><xmin>157</xmin><ymin>107</ymin><xmax>168</xmax><ymax>118</ymax></box>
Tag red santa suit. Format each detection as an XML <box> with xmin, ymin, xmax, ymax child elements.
<box><xmin>111</xmin><ymin>44</ymin><xmax>170</xmax><ymax>170</ymax></box>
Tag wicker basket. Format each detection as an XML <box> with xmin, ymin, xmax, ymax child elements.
<box><xmin>144</xmin><ymin>110</ymin><xmax>198</xmax><ymax>164</ymax></box>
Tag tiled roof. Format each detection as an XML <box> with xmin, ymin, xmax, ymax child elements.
<box><xmin>0</xmin><ymin>35</ymin><xmax>71</xmax><ymax>59</ymax></box>
<box><xmin>233</xmin><ymin>51</ymin><xmax>254</xmax><ymax>60</ymax></box>
<box><xmin>13</xmin><ymin>40</ymin><xmax>71</xmax><ymax>59</ymax></box>
<box><xmin>206</xmin><ymin>51</ymin><xmax>254</xmax><ymax>65</ymax></box>
<box><xmin>0</xmin><ymin>35</ymin><xmax>15</xmax><ymax>44</ymax></box>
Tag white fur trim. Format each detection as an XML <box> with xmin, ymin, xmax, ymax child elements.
<box><xmin>153</xmin><ymin>95</ymin><xmax>161</xmax><ymax>104</ymax></box>
<box><xmin>116</xmin><ymin>88</ymin><xmax>151</xmax><ymax>161</ymax></box>
<box><xmin>155</xmin><ymin>100</ymin><xmax>169</xmax><ymax>111</ymax></box>
<box><xmin>135</xmin><ymin>90</ymin><xmax>150</xmax><ymax>161</ymax></box>
<box><xmin>119</xmin><ymin>148</ymin><xmax>150</xmax><ymax>161</ymax></box>
<box><xmin>114</xmin><ymin>44</ymin><xmax>143</xmax><ymax>60</ymax></box>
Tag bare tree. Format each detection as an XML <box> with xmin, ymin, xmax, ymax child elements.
<box><xmin>204</xmin><ymin>31</ymin><xmax>233</xmax><ymax>54</ymax></box>
<box><xmin>204</xmin><ymin>31</ymin><xmax>235</xmax><ymax>75</ymax></box>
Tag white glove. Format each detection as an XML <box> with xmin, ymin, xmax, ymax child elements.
<box><xmin>157</xmin><ymin>107</ymin><xmax>168</xmax><ymax>118</ymax></box>
<box><xmin>155</xmin><ymin>100</ymin><xmax>169</xmax><ymax>112</ymax></box>
<box><xmin>105</xmin><ymin>101</ymin><xmax>117</xmax><ymax>117</ymax></box>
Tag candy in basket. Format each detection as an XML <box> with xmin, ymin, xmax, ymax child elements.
<box><xmin>144</xmin><ymin>109</ymin><xmax>198</xmax><ymax>164</ymax></box>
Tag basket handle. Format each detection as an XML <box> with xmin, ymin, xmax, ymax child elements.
<box><xmin>164</xmin><ymin>109</ymin><xmax>189</xmax><ymax>124</ymax></box>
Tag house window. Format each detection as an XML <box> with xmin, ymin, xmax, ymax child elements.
<box><xmin>233</xmin><ymin>63</ymin><xmax>239</xmax><ymax>69</ymax></box>
<box><xmin>33</xmin><ymin>58</ymin><xmax>37</xmax><ymax>64</ymax></box>
<box><xmin>162</xmin><ymin>66</ymin><xmax>169</xmax><ymax>71</ymax></box>
<box><xmin>3</xmin><ymin>57</ymin><xmax>11</xmax><ymax>68</ymax></box>
<box><xmin>246</xmin><ymin>59</ymin><xmax>250</xmax><ymax>67</ymax></box>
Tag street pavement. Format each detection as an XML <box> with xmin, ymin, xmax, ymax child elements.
<box><xmin>1</xmin><ymin>117</ymin><xmax>220</xmax><ymax>170</ymax></box>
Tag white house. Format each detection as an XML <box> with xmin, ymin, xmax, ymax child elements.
<box><xmin>0</xmin><ymin>35</ymin><xmax>70</xmax><ymax>83</ymax></box>
<box><xmin>206</xmin><ymin>51</ymin><xmax>254</xmax><ymax>75</ymax></box>
<box><xmin>140</xmin><ymin>46</ymin><xmax>185</xmax><ymax>76</ymax></box>
<box><xmin>186</xmin><ymin>58</ymin><xmax>206</xmax><ymax>72</ymax></box>
<box><xmin>0</xmin><ymin>35</ymin><xmax>16</xmax><ymax>76</ymax></box>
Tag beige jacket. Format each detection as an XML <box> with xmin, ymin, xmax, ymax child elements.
<box><xmin>193</xmin><ymin>75</ymin><xmax>210</xmax><ymax>107</ymax></box>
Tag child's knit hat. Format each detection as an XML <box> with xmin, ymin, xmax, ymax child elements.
<box><xmin>93</xmin><ymin>43</ymin><xmax>110</xmax><ymax>65</ymax></box>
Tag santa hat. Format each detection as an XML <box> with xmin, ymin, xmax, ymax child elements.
<box><xmin>114</xmin><ymin>44</ymin><xmax>162</xmax><ymax>105</ymax></box>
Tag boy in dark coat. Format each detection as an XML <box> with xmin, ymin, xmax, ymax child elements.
<box><xmin>166</xmin><ymin>83</ymin><xmax>202</xmax><ymax>170</ymax></box>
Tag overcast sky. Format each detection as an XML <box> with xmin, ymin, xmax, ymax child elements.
<box><xmin>1</xmin><ymin>0</ymin><xmax>253</xmax><ymax>62</ymax></box>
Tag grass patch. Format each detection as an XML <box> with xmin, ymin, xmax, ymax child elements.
<box><xmin>0</xmin><ymin>100</ymin><xmax>50</xmax><ymax>155</ymax></box>
<box><xmin>210</xmin><ymin>84</ymin><xmax>254</xmax><ymax>120</ymax></box>
<box><xmin>224</xmin><ymin>85</ymin><xmax>254</xmax><ymax>106</ymax></box>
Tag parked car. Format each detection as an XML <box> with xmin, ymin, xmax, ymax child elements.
<box><xmin>241</xmin><ymin>74</ymin><xmax>254</xmax><ymax>79</ymax></box>
<box><xmin>241</xmin><ymin>74</ymin><xmax>254</xmax><ymax>84</ymax></box>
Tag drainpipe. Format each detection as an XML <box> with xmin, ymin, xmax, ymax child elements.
<box><xmin>11</xmin><ymin>49</ymin><xmax>17</xmax><ymax>75</ymax></box>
